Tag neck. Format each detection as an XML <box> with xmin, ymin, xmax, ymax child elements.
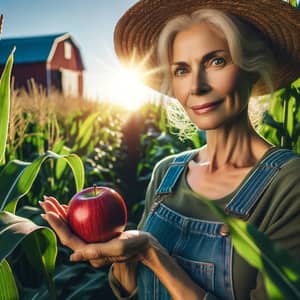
<box><xmin>201</xmin><ymin>112</ymin><xmax>271</xmax><ymax>172</ymax></box>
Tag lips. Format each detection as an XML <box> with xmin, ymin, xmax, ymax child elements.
<box><xmin>190</xmin><ymin>99</ymin><xmax>223</xmax><ymax>114</ymax></box>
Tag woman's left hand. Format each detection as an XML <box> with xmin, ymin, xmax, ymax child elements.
<box><xmin>69</xmin><ymin>230</ymin><xmax>162</xmax><ymax>268</ymax></box>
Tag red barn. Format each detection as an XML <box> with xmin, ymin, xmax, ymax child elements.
<box><xmin>0</xmin><ymin>33</ymin><xmax>85</xmax><ymax>97</ymax></box>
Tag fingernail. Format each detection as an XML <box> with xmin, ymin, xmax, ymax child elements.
<box><xmin>43</xmin><ymin>195</ymin><xmax>48</xmax><ymax>200</ymax></box>
<box><xmin>39</xmin><ymin>201</ymin><xmax>44</xmax><ymax>207</ymax></box>
<box><xmin>40</xmin><ymin>214</ymin><xmax>46</xmax><ymax>219</ymax></box>
<box><xmin>70</xmin><ymin>254</ymin><xmax>76</xmax><ymax>262</ymax></box>
<box><xmin>70</xmin><ymin>252</ymin><xmax>81</xmax><ymax>262</ymax></box>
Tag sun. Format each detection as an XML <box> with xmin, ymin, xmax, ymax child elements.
<box><xmin>88</xmin><ymin>58</ymin><xmax>156</xmax><ymax>111</ymax></box>
<box><xmin>105</xmin><ymin>66</ymin><xmax>150</xmax><ymax>110</ymax></box>
<box><xmin>86</xmin><ymin>47</ymin><xmax>164</xmax><ymax>111</ymax></box>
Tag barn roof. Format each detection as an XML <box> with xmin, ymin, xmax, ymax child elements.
<box><xmin>0</xmin><ymin>32</ymin><xmax>83</xmax><ymax>66</ymax></box>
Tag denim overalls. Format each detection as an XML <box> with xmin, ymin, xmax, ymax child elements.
<box><xmin>137</xmin><ymin>148</ymin><xmax>298</xmax><ymax>300</ymax></box>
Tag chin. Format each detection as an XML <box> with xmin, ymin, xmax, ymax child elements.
<box><xmin>191</xmin><ymin>116</ymin><xmax>226</xmax><ymax>131</ymax></box>
<box><xmin>190</xmin><ymin>109</ymin><xmax>247</xmax><ymax>131</ymax></box>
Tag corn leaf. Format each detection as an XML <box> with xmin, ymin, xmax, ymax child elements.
<box><xmin>54</xmin><ymin>145</ymin><xmax>72</xmax><ymax>180</ymax></box>
<box><xmin>0</xmin><ymin>48</ymin><xmax>14</xmax><ymax>164</ymax></box>
<box><xmin>0</xmin><ymin>259</ymin><xmax>19</xmax><ymax>300</ymax></box>
<box><xmin>79</xmin><ymin>125</ymin><xmax>94</xmax><ymax>149</ymax></box>
<box><xmin>64</xmin><ymin>270</ymin><xmax>107</xmax><ymax>300</ymax></box>
<box><xmin>269</xmin><ymin>94</ymin><xmax>283</xmax><ymax>123</ymax></box>
<box><xmin>52</xmin><ymin>141</ymin><xmax>73</xmax><ymax>180</ymax></box>
<box><xmin>28</xmin><ymin>264</ymin><xmax>107</xmax><ymax>300</ymax></box>
<box><xmin>0</xmin><ymin>211</ymin><xmax>57</xmax><ymax>299</ymax></box>
<box><xmin>201</xmin><ymin>198</ymin><xmax>300</xmax><ymax>300</ymax></box>
<box><xmin>74</xmin><ymin>112</ymin><xmax>99</xmax><ymax>150</ymax></box>
<box><xmin>287</xmin><ymin>97</ymin><xmax>295</xmax><ymax>137</ymax></box>
<box><xmin>0</xmin><ymin>150</ymin><xmax>84</xmax><ymax>213</ymax></box>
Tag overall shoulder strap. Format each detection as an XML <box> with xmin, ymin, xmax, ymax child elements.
<box><xmin>156</xmin><ymin>149</ymin><xmax>198</xmax><ymax>195</ymax></box>
<box><xmin>225</xmin><ymin>148</ymin><xmax>299</xmax><ymax>219</ymax></box>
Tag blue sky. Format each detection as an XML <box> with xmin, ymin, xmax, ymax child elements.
<box><xmin>0</xmin><ymin>0</ymin><xmax>157</xmax><ymax>108</ymax></box>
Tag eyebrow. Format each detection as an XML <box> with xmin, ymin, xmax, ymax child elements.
<box><xmin>171</xmin><ymin>49</ymin><xmax>228</xmax><ymax>66</ymax></box>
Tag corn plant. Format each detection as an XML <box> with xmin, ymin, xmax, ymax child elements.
<box><xmin>259</xmin><ymin>79</ymin><xmax>300</xmax><ymax>153</ymax></box>
<box><xmin>1</xmin><ymin>9</ymin><xmax>300</xmax><ymax>299</ymax></box>
<box><xmin>0</xmin><ymin>31</ymin><xmax>85</xmax><ymax>300</ymax></box>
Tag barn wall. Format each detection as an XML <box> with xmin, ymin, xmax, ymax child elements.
<box><xmin>49</xmin><ymin>39</ymin><xmax>84</xmax><ymax>97</ymax></box>
<box><xmin>50</xmin><ymin>39</ymin><xmax>84</xmax><ymax>71</ymax></box>
<box><xmin>0</xmin><ymin>36</ymin><xmax>84</xmax><ymax>96</ymax></box>
<box><xmin>78</xmin><ymin>72</ymin><xmax>83</xmax><ymax>97</ymax></box>
<box><xmin>0</xmin><ymin>62</ymin><xmax>47</xmax><ymax>91</ymax></box>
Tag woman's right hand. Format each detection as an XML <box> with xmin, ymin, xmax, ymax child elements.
<box><xmin>39</xmin><ymin>196</ymin><xmax>86</xmax><ymax>250</ymax></box>
<box><xmin>39</xmin><ymin>196</ymin><xmax>137</xmax><ymax>293</ymax></box>
<box><xmin>40</xmin><ymin>196</ymin><xmax>110</xmax><ymax>269</ymax></box>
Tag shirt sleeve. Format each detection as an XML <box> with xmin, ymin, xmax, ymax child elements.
<box><xmin>249</xmin><ymin>158</ymin><xmax>300</xmax><ymax>299</ymax></box>
<box><xmin>108</xmin><ymin>265</ymin><xmax>138</xmax><ymax>300</ymax></box>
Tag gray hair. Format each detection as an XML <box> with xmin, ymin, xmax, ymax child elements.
<box><xmin>157</xmin><ymin>9</ymin><xmax>274</xmax><ymax>139</ymax></box>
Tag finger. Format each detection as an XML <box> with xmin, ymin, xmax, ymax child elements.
<box><xmin>43</xmin><ymin>211</ymin><xmax>86</xmax><ymax>250</ymax></box>
<box><xmin>70</xmin><ymin>252</ymin><xmax>131</xmax><ymax>268</ymax></box>
<box><xmin>89</xmin><ymin>259</ymin><xmax>107</xmax><ymax>268</ymax></box>
<box><xmin>89</xmin><ymin>256</ymin><xmax>119</xmax><ymax>268</ymax></box>
<box><xmin>69</xmin><ymin>243</ymin><xmax>135</xmax><ymax>262</ymax></box>
<box><xmin>39</xmin><ymin>199</ymin><xmax>59</xmax><ymax>214</ymax></box>
<box><xmin>69</xmin><ymin>231</ymin><xmax>151</xmax><ymax>264</ymax></box>
<box><xmin>43</xmin><ymin>196</ymin><xmax>68</xmax><ymax>220</ymax></box>
<box><xmin>88</xmin><ymin>253</ymin><xmax>140</xmax><ymax>268</ymax></box>
<box><xmin>73</xmin><ymin>231</ymin><xmax>149</xmax><ymax>259</ymax></box>
<box><xmin>40</xmin><ymin>199</ymin><xmax>67</xmax><ymax>222</ymax></box>
<box><xmin>69</xmin><ymin>244</ymin><xmax>104</xmax><ymax>262</ymax></box>
<box><xmin>46</xmin><ymin>196</ymin><xmax>68</xmax><ymax>220</ymax></box>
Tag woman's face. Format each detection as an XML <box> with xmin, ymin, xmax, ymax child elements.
<box><xmin>171</xmin><ymin>22</ymin><xmax>250</xmax><ymax>130</ymax></box>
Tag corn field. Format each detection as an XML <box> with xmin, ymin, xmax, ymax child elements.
<box><xmin>1</xmin><ymin>8</ymin><xmax>300</xmax><ymax>299</ymax></box>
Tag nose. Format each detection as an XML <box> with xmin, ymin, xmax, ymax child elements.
<box><xmin>191</xmin><ymin>82</ymin><xmax>212</xmax><ymax>95</ymax></box>
<box><xmin>191</xmin><ymin>66</ymin><xmax>212</xmax><ymax>96</ymax></box>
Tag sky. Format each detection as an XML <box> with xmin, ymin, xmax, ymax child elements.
<box><xmin>0</xmin><ymin>0</ymin><xmax>159</xmax><ymax>110</ymax></box>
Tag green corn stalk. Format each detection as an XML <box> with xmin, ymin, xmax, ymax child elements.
<box><xmin>0</xmin><ymin>211</ymin><xmax>57</xmax><ymax>300</ymax></box>
<box><xmin>0</xmin><ymin>48</ymin><xmax>15</xmax><ymax>164</ymax></box>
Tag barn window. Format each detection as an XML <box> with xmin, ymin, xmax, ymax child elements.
<box><xmin>64</xmin><ymin>41</ymin><xmax>72</xmax><ymax>60</ymax></box>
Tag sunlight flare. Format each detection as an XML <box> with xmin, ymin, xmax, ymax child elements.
<box><xmin>87</xmin><ymin>48</ymin><xmax>163</xmax><ymax>111</ymax></box>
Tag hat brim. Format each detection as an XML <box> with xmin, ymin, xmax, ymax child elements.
<box><xmin>114</xmin><ymin>0</ymin><xmax>300</xmax><ymax>96</ymax></box>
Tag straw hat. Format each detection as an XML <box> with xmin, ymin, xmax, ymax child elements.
<box><xmin>114</xmin><ymin>0</ymin><xmax>300</xmax><ymax>95</ymax></box>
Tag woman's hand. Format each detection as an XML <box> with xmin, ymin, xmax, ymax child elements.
<box><xmin>69</xmin><ymin>229</ymin><xmax>164</xmax><ymax>268</ymax></box>
<box><xmin>40</xmin><ymin>197</ymin><xmax>205</xmax><ymax>299</ymax></box>
<box><xmin>40</xmin><ymin>196</ymin><xmax>140</xmax><ymax>294</ymax></box>
<box><xmin>39</xmin><ymin>196</ymin><xmax>162</xmax><ymax>268</ymax></box>
<box><xmin>39</xmin><ymin>196</ymin><xmax>86</xmax><ymax>250</ymax></box>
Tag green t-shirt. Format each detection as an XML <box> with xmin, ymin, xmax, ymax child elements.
<box><xmin>139</xmin><ymin>147</ymin><xmax>300</xmax><ymax>300</ymax></box>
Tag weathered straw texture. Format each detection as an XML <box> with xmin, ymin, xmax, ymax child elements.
<box><xmin>114</xmin><ymin>0</ymin><xmax>300</xmax><ymax>95</ymax></box>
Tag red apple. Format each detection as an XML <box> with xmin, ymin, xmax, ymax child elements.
<box><xmin>67</xmin><ymin>186</ymin><xmax>127</xmax><ymax>243</ymax></box>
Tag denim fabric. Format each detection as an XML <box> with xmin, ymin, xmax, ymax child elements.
<box><xmin>138</xmin><ymin>204</ymin><xmax>234</xmax><ymax>300</ymax></box>
<box><xmin>138</xmin><ymin>148</ymin><xmax>298</xmax><ymax>300</ymax></box>
<box><xmin>225</xmin><ymin>148</ymin><xmax>298</xmax><ymax>218</ymax></box>
<box><xmin>156</xmin><ymin>150</ymin><xmax>198</xmax><ymax>194</ymax></box>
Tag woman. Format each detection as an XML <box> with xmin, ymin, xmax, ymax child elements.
<box><xmin>40</xmin><ymin>1</ymin><xmax>300</xmax><ymax>299</ymax></box>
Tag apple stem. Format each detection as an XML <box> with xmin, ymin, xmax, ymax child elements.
<box><xmin>93</xmin><ymin>184</ymin><xmax>97</xmax><ymax>196</ymax></box>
